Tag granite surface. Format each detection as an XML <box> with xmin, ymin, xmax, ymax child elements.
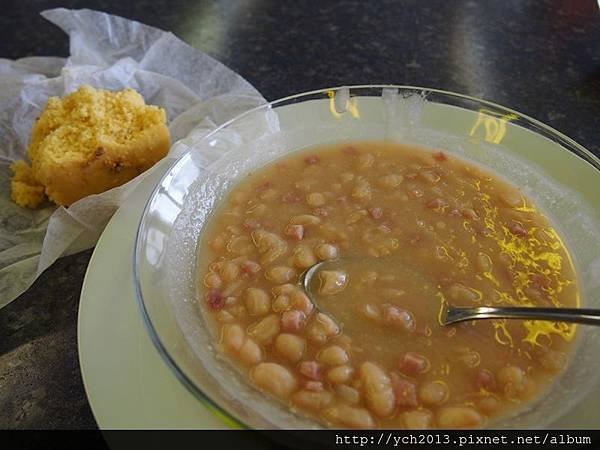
<box><xmin>0</xmin><ymin>0</ymin><xmax>599</xmax><ymax>429</ymax></box>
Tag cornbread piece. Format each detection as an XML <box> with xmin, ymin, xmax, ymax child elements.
<box><xmin>9</xmin><ymin>160</ymin><xmax>45</xmax><ymax>208</ymax></box>
<box><xmin>10</xmin><ymin>85</ymin><xmax>170</xmax><ymax>207</ymax></box>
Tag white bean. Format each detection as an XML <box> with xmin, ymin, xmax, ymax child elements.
<box><xmin>227</xmin><ymin>305</ymin><xmax>247</xmax><ymax>320</ymax></box>
<box><xmin>222</xmin><ymin>324</ymin><xmax>262</xmax><ymax>365</ymax></box>
<box><xmin>448</xmin><ymin>283</ymin><xmax>481</xmax><ymax>303</ymax></box>
<box><xmin>497</xmin><ymin>365</ymin><xmax>524</xmax><ymax>386</ymax></box>
<box><xmin>252</xmin><ymin>229</ymin><xmax>288</xmax><ymax>265</ymax></box>
<box><xmin>227</xmin><ymin>235</ymin><xmax>254</xmax><ymax>254</ymax></box>
<box><xmin>437</xmin><ymin>406</ymin><xmax>483</xmax><ymax>428</ymax></box>
<box><xmin>352</xmin><ymin>178</ymin><xmax>372</xmax><ymax>200</ymax></box>
<box><xmin>251</xmin><ymin>363</ymin><xmax>298</xmax><ymax>399</ymax></box>
<box><xmin>291</xmin><ymin>389</ymin><xmax>333</xmax><ymax>411</ymax></box>
<box><xmin>315</xmin><ymin>243</ymin><xmax>338</xmax><ymax>260</ymax></box>
<box><xmin>360</xmin><ymin>361</ymin><xmax>395</xmax><ymax>417</ymax></box>
<box><xmin>327</xmin><ymin>365</ymin><xmax>354</xmax><ymax>384</ymax></box>
<box><xmin>238</xmin><ymin>338</ymin><xmax>262</xmax><ymax>365</ymax></box>
<box><xmin>323</xmin><ymin>405</ymin><xmax>376</xmax><ymax>429</ymax></box>
<box><xmin>220</xmin><ymin>261</ymin><xmax>239</xmax><ymax>283</ymax></box>
<box><xmin>419</xmin><ymin>381</ymin><xmax>449</xmax><ymax>405</ymax></box>
<box><xmin>245</xmin><ymin>288</ymin><xmax>271</xmax><ymax>316</ymax></box>
<box><xmin>272</xmin><ymin>284</ymin><xmax>296</xmax><ymax>295</ymax></box>
<box><xmin>272</xmin><ymin>294</ymin><xmax>292</xmax><ymax>312</ymax></box>
<box><xmin>478</xmin><ymin>396</ymin><xmax>500</xmax><ymax>415</ymax></box>
<box><xmin>290</xmin><ymin>290</ymin><xmax>314</xmax><ymax>316</ymax></box>
<box><xmin>318</xmin><ymin>270</ymin><xmax>348</xmax><ymax>295</ymax></box>
<box><xmin>222</xmin><ymin>323</ymin><xmax>244</xmax><ymax>352</ymax></box>
<box><xmin>293</xmin><ymin>246</ymin><xmax>318</xmax><ymax>269</ymax></box>
<box><xmin>248</xmin><ymin>314</ymin><xmax>281</xmax><ymax>345</ymax></box>
<box><xmin>307</xmin><ymin>313</ymin><xmax>340</xmax><ymax>344</ymax></box>
<box><xmin>318</xmin><ymin>345</ymin><xmax>349</xmax><ymax>366</ymax></box>
<box><xmin>477</xmin><ymin>252</ymin><xmax>493</xmax><ymax>273</ymax></box>
<box><xmin>216</xmin><ymin>310</ymin><xmax>235</xmax><ymax>323</ymax></box>
<box><xmin>335</xmin><ymin>384</ymin><xmax>361</xmax><ymax>405</ymax></box>
<box><xmin>360</xmin><ymin>304</ymin><xmax>381</xmax><ymax>321</ymax></box>
<box><xmin>204</xmin><ymin>272</ymin><xmax>222</xmax><ymax>289</ymax></box>
<box><xmin>290</xmin><ymin>214</ymin><xmax>321</xmax><ymax>226</ymax></box>
<box><xmin>402</xmin><ymin>409</ymin><xmax>433</xmax><ymax>429</ymax></box>
<box><xmin>266</xmin><ymin>266</ymin><xmax>296</xmax><ymax>284</ymax></box>
<box><xmin>274</xmin><ymin>333</ymin><xmax>306</xmax><ymax>363</ymax></box>
<box><xmin>378</xmin><ymin>174</ymin><xmax>403</xmax><ymax>188</ymax></box>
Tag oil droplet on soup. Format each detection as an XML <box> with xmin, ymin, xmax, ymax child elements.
<box><xmin>196</xmin><ymin>141</ymin><xmax>578</xmax><ymax>429</ymax></box>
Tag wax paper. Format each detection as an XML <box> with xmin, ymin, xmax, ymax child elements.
<box><xmin>0</xmin><ymin>8</ymin><xmax>266</xmax><ymax>308</ymax></box>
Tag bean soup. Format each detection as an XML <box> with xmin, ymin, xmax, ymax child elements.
<box><xmin>196</xmin><ymin>141</ymin><xmax>578</xmax><ymax>429</ymax></box>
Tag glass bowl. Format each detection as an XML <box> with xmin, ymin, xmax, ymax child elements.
<box><xmin>133</xmin><ymin>85</ymin><xmax>600</xmax><ymax>429</ymax></box>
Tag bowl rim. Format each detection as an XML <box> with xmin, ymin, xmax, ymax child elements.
<box><xmin>132</xmin><ymin>84</ymin><xmax>600</xmax><ymax>430</ymax></box>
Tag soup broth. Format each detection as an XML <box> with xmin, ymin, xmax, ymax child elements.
<box><xmin>196</xmin><ymin>141</ymin><xmax>578</xmax><ymax>429</ymax></box>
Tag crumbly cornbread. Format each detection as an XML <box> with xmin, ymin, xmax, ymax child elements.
<box><xmin>9</xmin><ymin>160</ymin><xmax>46</xmax><ymax>208</ymax></box>
<box><xmin>10</xmin><ymin>85</ymin><xmax>170</xmax><ymax>208</ymax></box>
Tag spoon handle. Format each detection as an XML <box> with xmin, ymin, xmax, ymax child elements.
<box><xmin>444</xmin><ymin>306</ymin><xmax>600</xmax><ymax>326</ymax></box>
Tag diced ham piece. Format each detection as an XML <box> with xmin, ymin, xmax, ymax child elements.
<box><xmin>368</xmin><ymin>207</ymin><xmax>383</xmax><ymax>219</ymax></box>
<box><xmin>476</xmin><ymin>369</ymin><xmax>496</xmax><ymax>391</ymax></box>
<box><xmin>305</xmin><ymin>155</ymin><xmax>320</xmax><ymax>165</ymax></box>
<box><xmin>285</xmin><ymin>224</ymin><xmax>304</xmax><ymax>240</ymax></box>
<box><xmin>281</xmin><ymin>310</ymin><xmax>307</xmax><ymax>332</ymax></box>
<box><xmin>399</xmin><ymin>352</ymin><xmax>429</xmax><ymax>377</ymax></box>
<box><xmin>390</xmin><ymin>373</ymin><xmax>419</xmax><ymax>407</ymax></box>
<box><xmin>206</xmin><ymin>289</ymin><xmax>225</xmax><ymax>310</ymax></box>
<box><xmin>509</xmin><ymin>222</ymin><xmax>528</xmax><ymax>237</ymax></box>
<box><xmin>299</xmin><ymin>361</ymin><xmax>322</xmax><ymax>380</ymax></box>
<box><xmin>433</xmin><ymin>151</ymin><xmax>448</xmax><ymax>162</ymax></box>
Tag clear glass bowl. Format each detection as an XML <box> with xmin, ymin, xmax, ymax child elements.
<box><xmin>133</xmin><ymin>86</ymin><xmax>600</xmax><ymax>429</ymax></box>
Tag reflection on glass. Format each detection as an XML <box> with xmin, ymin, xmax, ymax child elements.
<box><xmin>469</xmin><ymin>108</ymin><xmax>518</xmax><ymax>144</ymax></box>
<box><xmin>327</xmin><ymin>90</ymin><xmax>360</xmax><ymax>119</ymax></box>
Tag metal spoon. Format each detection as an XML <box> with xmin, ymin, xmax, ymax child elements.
<box><xmin>301</xmin><ymin>260</ymin><xmax>600</xmax><ymax>327</ymax></box>
<box><xmin>441</xmin><ymin>305</ymin><xmax>600</xmax><ymax>326</ymax></box>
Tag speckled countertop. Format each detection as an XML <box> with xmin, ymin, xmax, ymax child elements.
<box><xmin>1</xmin><ymin>0</ymin><xmax>599</xmax><ymax>429</ymax></box>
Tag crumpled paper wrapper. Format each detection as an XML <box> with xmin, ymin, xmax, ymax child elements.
<box><xmin>0</xmin><ymin>8</ymin><xmax>266</xmax><ymax>308</ymax></box>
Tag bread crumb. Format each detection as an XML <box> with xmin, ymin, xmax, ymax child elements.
<box><xmin>10</xmin><ymin>160</ymin><xmax>46</xmax><ymax>208</ymax></box>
